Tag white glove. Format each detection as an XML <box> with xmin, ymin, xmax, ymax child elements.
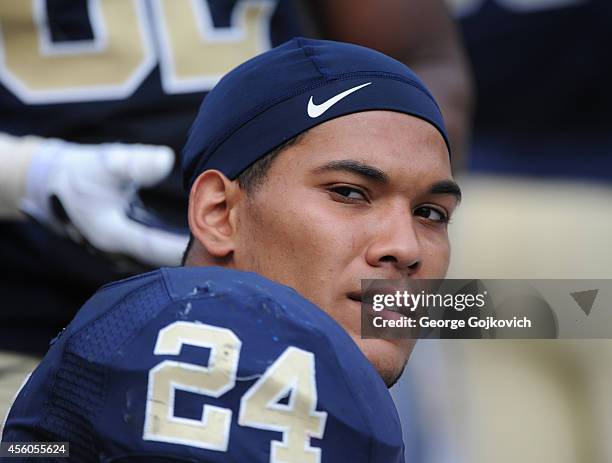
<box><xmin>20</xmin><ymin>139</ymin><xmax>188</xmax><ymax>267</ymax></box>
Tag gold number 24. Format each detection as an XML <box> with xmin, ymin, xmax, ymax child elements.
<box><xmin>143</xmin><ymin>321</ymin><xmax>328</xmax><ymax>463</ymax></box>
<box><xmin>0</xmin><ymin>0</ymin><xmax>276</xmax><ymax>103</ymax></box>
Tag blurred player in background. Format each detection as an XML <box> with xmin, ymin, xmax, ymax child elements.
<box><xmin>448</xmin><ymin>0</ymin><xmax>612</xmax><ymax>273</ymax></box>
<box><xmin>390</xmin><ymin>1</ymin><xmax>612</xmax><ymax>462</ymax></box>
<box><xmin>0</xmin><ymin>0</ymin><xmax>472</xmax><ymax>423</ymax></box>
<box><xmin>3</xmin><ymin>37</ymin><xmax>459</xmax><ymax>461</ymax></box>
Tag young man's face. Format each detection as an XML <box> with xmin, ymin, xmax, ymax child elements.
<box><xmin>232</xmin><ymin>110</ymin><xmax>459</xmax><ymax>386</ymax></box>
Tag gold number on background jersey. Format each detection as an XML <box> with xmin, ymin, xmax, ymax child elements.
<box><xmin>0</xmin><ymin>0</ymin><xmax>154</xmax><ymax>103</ymax></box>
<box><xmin>151</xmin><ymin>0</ymin><xmax>275</xmax><ymax>94</ymax></box>
<box><xmin>0</xmin><ymin>0</ymin><xmax>275</xmax><ymax>103</ymax></box>
<box><xmin>239</xmin><ymin>347</ymin><xmax>327</xmax><ymax>463</ymax></box>
<box><xmin>143</xmin><ymin>321</ymin><xmax>241</xmax><ymax>451</ymax></box>
<box><xmin>144</xmin><ymin>321</ymin><xmax>327</xmax><ymax>461</ymax></box>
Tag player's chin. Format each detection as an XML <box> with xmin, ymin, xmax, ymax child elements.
<box><xmin>359</xmin><ymin>338</ymin><xmax>416</xmax><ymax>388</ymax></box>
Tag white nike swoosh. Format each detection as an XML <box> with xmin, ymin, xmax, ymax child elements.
<box><xmin>307</xmin><ymin>82</ymin><xmax>372</xmax><ymax>118</ymax></box>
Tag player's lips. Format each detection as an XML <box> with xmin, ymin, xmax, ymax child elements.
<box><xmin>348</xmin><ymin>284</ymin><xmax>408</xmax><ymax>305</ymax></box>
<box><xmin>346</xmin><ymin>291</ymin><xmax>404</xmax><ymax>321</ymax></box>
<box><xmin>348</xmin><ymin>286</ymin><xmax>397</xmax><ymax>301</ymax></box>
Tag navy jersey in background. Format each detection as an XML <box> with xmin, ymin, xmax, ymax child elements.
<box><xmin>453</xmin><ymin>0</ymin><xmax>612</xmax><ymax>180</ymax></box>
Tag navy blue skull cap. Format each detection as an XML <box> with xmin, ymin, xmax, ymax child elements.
<box><xmin>181</xmin><ymin>37</ymin><xmax>450</xmax><ymax>190</ymax></box>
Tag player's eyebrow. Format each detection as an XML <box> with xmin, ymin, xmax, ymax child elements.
<box><xmin>312</xmin><ymin>160</ymin><xmax>389</xmax><ymax>183</ymax></box>
<box><xmin>429</xmin><ymin>179</ymin><xmax>462</xmax><ymax>202</ymax></box>
<box><xmin>312</xmin><ymin>160</ymin><xmax>462</xmax><ymax>201</ymax></box>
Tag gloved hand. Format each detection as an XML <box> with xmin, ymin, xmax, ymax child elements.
<box><xmin>20</xmin><ymin>139</ymin><xmax>188</xmax><ymax>267</ymax></box>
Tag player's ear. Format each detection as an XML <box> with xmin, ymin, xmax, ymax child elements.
<box><xmin>188</xmin><ymin>170</ymin><xmax>242</xmax><ymax>259</ymax></box>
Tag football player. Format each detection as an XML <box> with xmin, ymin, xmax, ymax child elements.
<box><xmin>1</xmin><ymin>38</ymin><xmax>460</xmax><ymax>461</ymax></box>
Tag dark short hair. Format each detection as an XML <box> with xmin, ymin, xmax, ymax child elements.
<box><xmin>236</xmin><ymin>133</ymin><xmax>304</xmax><ymax>194</ymax></box>
<box><xmin>181</xmin><ymin>133</ymin><xmax>304</xmax><ymax>264</ymax></box>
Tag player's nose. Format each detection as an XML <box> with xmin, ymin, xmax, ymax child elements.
<box><xmin>365</xmin><ymin>210</ymin><xmax>421</xmax><ymax>274</ymax></box>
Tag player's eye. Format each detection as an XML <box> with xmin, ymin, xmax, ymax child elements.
<box><xmin>414</xmin><ymin>206</ymin><xmax>449</xmax><ymax>223</ymax></box>
<box><xmin>329</xmin><ymin>185</ymin><xmax>368</xmax><ymax>202</ymax></box>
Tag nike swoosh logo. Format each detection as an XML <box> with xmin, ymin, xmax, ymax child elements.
<box><xmin>307</xmin><ymin>82</ymin><xmax>372</xmax><ymax>118</ymax></box>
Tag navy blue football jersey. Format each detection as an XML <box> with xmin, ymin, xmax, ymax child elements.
<box><xmin>454</xmin><ymin>0</ymin><xmax>612</xmax><ymax>180</ymax></box>
<box><xmin>2</xmin><ymin>267</ymin><xmax>405</xmax><ymax>462</ymax></box>
<box><xmin>0</xmin><ymin>0</ymin><xmax>305</xmax><ymax>353</ymax></box>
